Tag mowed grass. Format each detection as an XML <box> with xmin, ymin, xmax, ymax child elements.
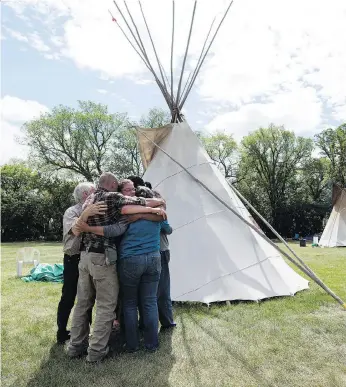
<box><xmin>1</xmin><ymin>242</ymin><xmax>346</xmax><ymax>387</ymax></box>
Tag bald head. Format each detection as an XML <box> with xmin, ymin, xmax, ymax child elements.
<box><xmin>98</xmin><ymin>172</ymin><xmax>118</xmax><ymax>192</ymax></box>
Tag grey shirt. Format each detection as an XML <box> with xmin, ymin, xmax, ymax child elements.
<box><xmin>63</xmin><ymin>202</ymin><xmax>83</xmax><ymax>256</ymax></box>
<box><xmin>103</xmin><ymin>217</ymin><xmax>129</xmax><ymax>238</ymax></box>
<box><xmin>160</xmin><ymin>221</ymin><xmax>173</xmax><ymax>252</ymax></box>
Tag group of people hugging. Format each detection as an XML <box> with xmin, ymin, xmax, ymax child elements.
<box><xmin>57</xmin><ymin>172</ymin><xmax>175</xmax><ymax>363</ymax></box>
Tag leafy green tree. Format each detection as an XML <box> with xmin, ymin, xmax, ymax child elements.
<box><xmin>199</xmin><ymin>131</ymin><xmax>238</xmax><ymax>179</ymax></box>
<box><xmin>108</xmin><ymin>107</ymin><xmax>171</xmax><ymax>178</ymax></box>
<box><xmin>139</xmin><ymin>107</ymin><xmax>170</xmax><ymax>128</ymax></box>
<box><xmin>1</xmin><ymin>163</ymin><xmax>77</xmax><ymax>241</ymax></box>
<box><xmin>22</xmin><ymin>101</ymin><xmax>129</xmax><ymax>180</ymax></box>
<box><xmin>315</xmin><ymin>123</ymin><xmax>346</xmax><ymax>186</ymax></box>
<box><xmin>22</xmin><ymin>102</ymin><xmax>170</xmax><ymax>180</ymax></box>
<box><xmin>300</xmin><ymin>157</ymin><xmax>331</xmax><ymax>202</ymax></box>
<box><xmin>238</xmin><ymin>124</ymin><xmax>314</xmax><ymax>229</ymax></box>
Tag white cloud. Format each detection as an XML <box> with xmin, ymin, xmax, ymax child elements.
<box><xmin>44</xmin><ymin>52</ymin><xmax>61</xmax><ymax>60</ymax></box>
<box><xmin>28</xmin><ymin>31</ymin><xmax>51</xmax><ymax>52</ymax></box>
<box><xmin>4</xmin><ymin>0</ymin><xmax>346</xmax><ymax>138</ymax></box>
<box><xmin>3</xmin><ymin>27</ymin><xmax>28</xmax><ymax>42</ymax></box>
<box><xmin>0</xmin><ymin>96</ymin><xmax>49</xmax><ymax>164</ymax></box>
<box><xmin>97</xmin><ymin>89</ymin><xmax>108</xmax><ymax>94</ymax></box>
<box><xmin>206</xmin><ymin>87</ymin><xmax>323</xmax><ymax>140</ymax></box>
<box><xmin>332</xmin><ymin>105</ymin><xmax>346</xmax><ymax>121</ymax></box>
<box><xmin>1</xmin><ymin>96</ymin><xmax>49</xmax><ymax>122</ymax></box>
<box><xmin>3</xmin><ymin>26</ymin><xmax>56</xmax><ymax>57</ymax></box>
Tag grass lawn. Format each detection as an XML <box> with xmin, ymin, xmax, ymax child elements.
<box><xmin>1</xmin><ymin>242</ymin><xmax>346</xmax><ymax>387</ymax></box>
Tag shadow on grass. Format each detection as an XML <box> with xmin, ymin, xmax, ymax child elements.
<box><xmin>21</xmin><ymin>329</ymin><xmax>175</xmax><ymax>387</ymax></box>
<box><xmin>180</xmin><ymin>316</ymin><xmax>203</xmax><ymax>386</ymax></box>
<box><xmin>186</xmin><ymin>309</ymin><xmax>276</xmax><ymax>387</ymax></box>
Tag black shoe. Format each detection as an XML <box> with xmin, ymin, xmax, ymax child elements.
<box><xmin>160</xmin><ymin>323</ymin><xmax>176</xmax><ymax>331</ymax></box>
<box><xmin>57</xmin><ymin>330</ymin><xmax>70</xmax><ymax>344</ymax></box>
<box><xmin>145</xmin><ymin>345</ymin><xmax>158</xmax><ymax>353</ymax></box>
<box><xmin>122</xmin><ymin>344</ymin><xmax>140</xmax><ymax>354</ymax></box>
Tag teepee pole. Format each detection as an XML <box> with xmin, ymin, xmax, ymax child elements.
<box><xmin>112</xmin><ymin>2</ymin><xmax>172</xmax><ymax>107</ymax></box>
<box><xmin>138</xmin><ymin>0</ymin><xmax>171</xmax><ymax>103</ymax></box>
<box><xmin>179</xmin><ymin>0</ymin><xmax>234</xmax><ymax>110</ymax></box>
<box><xmin>229</xmin><ymin>183</ymin><xmax>316</xmax><ymax>276</ymax></box>
<box><xmin>170</xmin><ymin>0</ymin><xmax>175</xmax><ymax>115</ymax></box>
<box><xmin>179</xmin><ymin>16</ymin><xmax>216</xmax><ymax>109</ymax></box>
<box><xmin>108</xmin><ymin>10</ymin><xmax>150</xmax><ymax>67</ymax></box>
<box><xmin>180</xmin><ymin>71</ymin><xmax>193</xmax><ymax>105</ymax></box>
<box><xmin>118</xmin><ymin>2</ymin><xmax>172</xmax><ymax>106</ymax></box>
<box><xmin>137</xmin><ymin>128</ymin><xmax>346</xmax><ymax>309</ymax></box>
<box><xmin>175</xmin><ymin>0</ymin><xmax>197</xmax><ymax>108</ymax></box>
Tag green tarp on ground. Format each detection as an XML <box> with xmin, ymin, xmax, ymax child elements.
<box><xmin>21</xmin><ymin>263</ymin><xmax>64</xmax><ymax>283</ymax></box>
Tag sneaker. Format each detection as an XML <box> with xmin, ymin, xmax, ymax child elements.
<box><xmin>57</xmin><ymin>330</ymin><xmax>70</xmax><ymax>344</ymax></box>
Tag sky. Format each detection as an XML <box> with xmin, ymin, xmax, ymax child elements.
<box><xmin>1</xmin><ymin>0</ymin><xmax>346</xmax><ymax>165</ymax></box>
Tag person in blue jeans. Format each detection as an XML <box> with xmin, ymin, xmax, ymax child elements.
<box><xmin>138</xmin><ymin>189</ymin><xmax>176</xmax><ymax>331</ymax></box>
<box><xmin>117</xmin><ymin>185</ymin><xmax>166</xmax><ymax>352</ymax></box>
<box><xmin>74</xmin><ymin>181</ymin><xmax>167</xmax><ymax>352</ymax></box>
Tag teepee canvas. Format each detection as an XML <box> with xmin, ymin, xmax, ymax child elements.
<box><xmin>319</xmin><ymin>186</ymin><xmax>346</xmax><ymax>247</ymax></box>
<box><xmin>111</xmin><ymin>0</ymin><xmax>310</xmax><ymax>303</ymax></box>
<box><xmin>137</xmin><ymin>122</ymin><xmax>309</xmax><ymax>302</ymax></box>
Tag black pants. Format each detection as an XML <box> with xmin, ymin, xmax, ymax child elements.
<box><xmin>57</xmin><ymin>254</ymin><xmax>92</xmax><ymax>334</ymax></box>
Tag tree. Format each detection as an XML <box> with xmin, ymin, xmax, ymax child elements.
<box><xmin>199</xmin><ymin>131</ymin><xmax>238</xmax><ymax>180</ymax></box>
<box><xmin>108</xmin><ymin>107</ymin><xmax>171</xmax><ymax>178</ymax></box>
<box><xmin>1</xmin><ymin>163</ymin><xmax>77</xmax><ymax>241</ymax></box>
<box><xmin>22</xmin><ymin>102</ymin><xmax>171</xmax><ymax>180</ymax></box>
<box><xmin>238</xmin><ymin>124</ymin><xmax>314</xmax><ymax>230</ymax></box>
<box><xmin>315</xmin><ymin>123</ymin><xmax>346</xmax><ymax>186</ymax></box>
<box><xmin>22</xmin><ymin>101</ymin><xmax>130</xmax><ymax>180</ymax></box>
<box><xmin>139</xmin><ymin>107</ymin><xmax>170</xmax><ymax>128</ymax></box>
<box><xmin>300</xmin><ymin>157</ymin><xmax>331</xmax><ymax>202</ymax></box>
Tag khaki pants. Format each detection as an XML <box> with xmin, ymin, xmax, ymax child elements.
<box><xmin>67</xmin><ymin>251</ymin><xmax>119</xmax><ymax>361</ymax></box>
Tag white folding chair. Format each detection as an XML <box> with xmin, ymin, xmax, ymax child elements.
<box><xmin>16</xmin><ymin>247</ymin><xmax>40</xmax><ymax>277</ymax></box>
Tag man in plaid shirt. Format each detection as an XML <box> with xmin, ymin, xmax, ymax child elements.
<box><xmin>67</xmin><ymin>172</ymin><xmax>165</xmax><ymax>363</ymax></box>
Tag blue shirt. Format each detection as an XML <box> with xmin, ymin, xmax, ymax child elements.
<box><xmin>119</xmin><ymin>219</ymin><xmax>161</xmax><ymax>259</ymax></box>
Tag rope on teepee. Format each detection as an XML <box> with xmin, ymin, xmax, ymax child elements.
<box><xmin>136</xmin><ymin>127</ymin><xmax>346</xmax><ymax>309</ymax></box>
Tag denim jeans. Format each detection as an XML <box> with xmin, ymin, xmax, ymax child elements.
<box><xmin>118</xmin><ymin>252</ymin><xmax>161</xmax><ymax>351</ymax></box>
<box><xmin>157</xmin><ymin>250</ymin><xmax>175</xmax><ymax>327</ymax></box>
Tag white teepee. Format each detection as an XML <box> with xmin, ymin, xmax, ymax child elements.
<box><xmin>319</xmin><ymin>187</ymin><xmax>346</xmax><ymax>247</ymax></box>
<box><xmin>111</xmin><ymin>0</ymin><xmax>310</xmax><ymax>303</ymax></box>
<box><xmin>137</xmin><ymin>122</ymin><xmax>309</xmax><ymax>302</ymax></box>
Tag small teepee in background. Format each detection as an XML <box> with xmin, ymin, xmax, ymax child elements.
<box><xmin>319</xmin><ymin>185</ymin><xmax>346</xmax><ymax>247</ymax></box>
<box><xmin>108</xmin><ymin>0</ymin><xmax>345</xmax><ymax>306</ymax></box>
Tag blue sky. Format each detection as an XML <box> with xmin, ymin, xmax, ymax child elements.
<box><xmin>1</xmin><ymin>0</ymin><xmax>346</xmax><ymax>164</ymax></box>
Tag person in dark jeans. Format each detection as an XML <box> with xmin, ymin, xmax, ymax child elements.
<box><xmin>118</xmin><ymin>186</ymin><xmax>165</xmax><ymax>352</ymax></box>
<box><xmin>138</xmin><ymin>221</ymin><xmax>176</xmax><ymax>330</ymax></box>
<box><xmin>57</xmin><ymin>182</ymin><xmax>104</xmax><ymax>344</ymax></box>
<box><xmin>157</xmin><ymin>232</ymin><xmax>176</xmax><ymax>329</ymax></box>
